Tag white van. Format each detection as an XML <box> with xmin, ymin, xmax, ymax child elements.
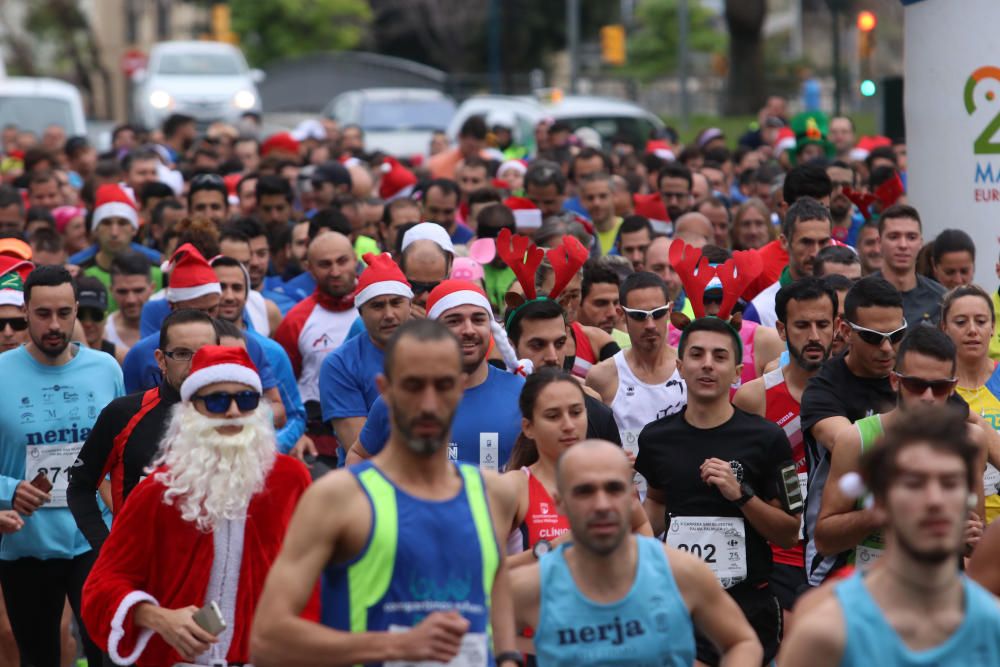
<box><xmin>0</xmin><ymin>77</ymin><xmax>87</xmax><ymax>137</ymax></box>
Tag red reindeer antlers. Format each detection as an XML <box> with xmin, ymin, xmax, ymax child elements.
<box><xmin>546</xmin><ymin>234</ymin><xmax>589</xmax><ymax>300</ymax></box>
<box><xmin>714</xmin><ymin>250</ymin><xmax>763</xmax><ymax>320</ymax></box>
<box><xmin>669</xmin><ymin>240</ymin><xmax>714</xmax><ymax>319</ymax></box>
<box><xmin>670</xmin><ymin>239</ymin><xmax>763</xmax><ymax>320</ymax></box>
<box><xmin>496</xmin><ymin>228</ymin><xmax>544</xmax><ymax>301</ymax></box>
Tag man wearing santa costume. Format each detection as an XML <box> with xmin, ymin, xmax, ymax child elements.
<box><xmin>82</xmin><ymin>345</ymin><xmax>315</xmax><ymax>665</ymax></box>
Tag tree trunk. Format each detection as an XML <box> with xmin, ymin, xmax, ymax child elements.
<box><xmin>724</xmin><ymin>0</ymin><xmax>767</xmax><ymax>115</ymax></box>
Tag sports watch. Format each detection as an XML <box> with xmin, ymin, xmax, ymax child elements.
<box><xmin>532</xmin><ymin>539</ymin><xmax>553</xmax><ymax>559</ymax></box>
<box><xmin>734</xmin><ymin>482</ymin><xmax>755</xmax><ymax>507</ymax></box>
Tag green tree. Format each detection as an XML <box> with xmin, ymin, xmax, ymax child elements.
<box><xmin>230</xmin><ymin>0</ymin><xmax>372</xmax><ymax>67</ymax></box>
<box><xmin>625</xmin><ymin>0</ymin><xmax>724</xmax><ymax>81</ymax></box>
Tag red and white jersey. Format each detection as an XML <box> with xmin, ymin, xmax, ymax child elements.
<box><xmin>763</xmin><ymin>366</ymin><xmax>806</xmax><ymax>567</ymax></box>
<box><xmin>274</xmin><ymin>293</ymin><xmax>357</xmax><ymax>403</ymax></box>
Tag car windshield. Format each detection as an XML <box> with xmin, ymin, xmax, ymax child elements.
<box><xmin>156</xmin><ymin>52</ymin><xmax>243</xmax><ymax>76</ymax></box>
<box><xmin>360</xmin><ymin>100</ymin><xmax>454</xmax><ymax>132</ymax></box>
<box><xmin>0</xmin><ymin>96</ymin><xmax>74</xmax><ymax>136</ymax></box>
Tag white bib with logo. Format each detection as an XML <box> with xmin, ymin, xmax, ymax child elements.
<box><xmin>667</xmin><ymin>515</ymin><xmax>747</xmax><ymax>588</ymax></box>
<box><xmin>25</xmin><ymin>442</ymin><xmax>83</xmax><ymax>508</ymax></box>
<box><xmin>386</xmin><ymin>625</ymin><xmax>487</xmax><ymax>667</ymax></box>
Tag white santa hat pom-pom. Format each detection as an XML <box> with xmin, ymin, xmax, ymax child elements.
<box><xmin>839</xmin><ymin>472</ymin><xmax>866</xmax><ymax>500</ymax></box>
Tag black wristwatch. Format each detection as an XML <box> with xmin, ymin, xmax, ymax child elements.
<box><xmin>734</xmin><ymin>482</ymin><xmax>755</xmax><ymax>507</ymax></box>
<box><xmin>497</xmin><ymin>651</ymin><xmax>525</xmax><ymax>667</ymax></box>
<box><xmin>532</xmin><ymin>539</ymin><xmax>553</xmax><ymax>559</ymax></box>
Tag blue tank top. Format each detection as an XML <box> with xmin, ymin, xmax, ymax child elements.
<box><xmin>321</xmin><ymin>461</ymin><xmax>500</xmax><ymax>666</ymax></box>
<box><xmin>836</xmin><ymin>572</ymin><xmax>1000</xmax><ymax>666</ymax></box>
<box><xmin>534</xmin><ymin>536</ymin><xmax>695</xmax><ymax>667</ymax></box>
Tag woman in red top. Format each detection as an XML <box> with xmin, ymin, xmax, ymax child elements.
<box><xmin>502</xmin><ymin>368</ymin><xmax>650</xmax><ymax>570</ymax></box>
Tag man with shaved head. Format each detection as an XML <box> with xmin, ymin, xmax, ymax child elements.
<box><xmin>673</xmin><ymin>212</ymin><xmax>714</xmax><ymax>247</ymax></box>
<box><xmin>510</xmin><ymin>439</ymin><xmax>762</xmax><ymax>666</ymax></box>
<box><xmin>275</xmin><ymin>231</ymin><xmax>360</xmax><ymax>468</ymax></box>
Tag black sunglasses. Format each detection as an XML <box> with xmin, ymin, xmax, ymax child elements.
<box><xmin>622</xmin><ymin>305</ymin><xmax>671</xmax><ymax>322</ymax></box>
<box><xmin>847</xmin><ymin>320</ymin><xmax>908</xmax><ymax>346</ymax></box>
<box><xmin>410</xmin><ymin>280</ymin><xmax>441</xmax><ymax>295</ymax></box>
<box><xmin>78</xmin><ymin>308</ymin><xmax>105</xmax><ymax>323</ymax></box>
<box><xmin>191</xmin><ymin>173</ymin><xmax>224</xmax><ymax>188</ymax></box>
<box><xmin>0</xmin><ymin>317</ymin><xmax>26</xmax><ymax>331</ymax></box>
<box><xmin>193</xmin><ymin>390</ymin><xmax>261</xmax><ymax>414</ymax></box>
<box><xmin>893</xmin><ymin>372</ymin><xmax>958</xmax><ymax>398</ymax></box>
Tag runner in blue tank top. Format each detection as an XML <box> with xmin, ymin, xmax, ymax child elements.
<box><xmin>251</xmin><ymin>320</ymin><xmax>523</xmax><ymax>667</ymax></box>
<box><xmin>510</xmin><ymin>440</ymin><xmax>763</xmax><ymax>667</ymax></box>
<box><xmin>781</xmin><ymin>407</ymin><xmax>1000</xmax><ymax>666</ymax></box>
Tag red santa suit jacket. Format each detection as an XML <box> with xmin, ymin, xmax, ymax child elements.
<box><xmin>82</xmin><ymin>454</ymin><xmax>317</xmax><ymax>666</ymax></box>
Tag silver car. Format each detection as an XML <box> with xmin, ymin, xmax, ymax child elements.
<box><xmin>133</xmin><ymin>41</ymin><xmax>264</xmax><ymax>129</ymax></box>
<box><xmin>322</xmin><ymin>88</ymin><xmax>455</xmax><ymax>158</ymax></box>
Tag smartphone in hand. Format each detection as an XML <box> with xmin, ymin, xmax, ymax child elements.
<box><xmin>30</xmin><ymin>472</ymin><xmax>52</xmax><ymax>494</ymax></box>
<box><xmin>192</xmin><ymin>600</ymin><xmax>227</xmax><ymax>636</ymax></box>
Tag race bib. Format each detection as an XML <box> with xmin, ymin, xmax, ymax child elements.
<box><xmin>620</xmin><ymin>429</ymin><xmax>647</xmax><ymax>499</ymax></box>
<box><xmin>855</xmin><ymin>543</ymin><xmax>884</xmax><ymax>569</ymax></box>
<box><xmin>385</xmin><ymin>625</ymin><xmax>488</xmax><ymax>667</ymax></box>
<box><xmin>479</xmin><ymin>433</ymin><xmax>499</xmax><ymax>472</ymax></box>
<box><xmin>667</xmin><ymin>516</ymin><xmax>747</xmax><ymax>588</ymax></box>
<box><xmin>985</xmin><ymin>463</ymin><xmax>1000</xmax><ymax>497</ymax></box>
<box><xmin>25</xmin><ymin>442</ymin><xmax>83</xmax><ymax>508</ymax></box>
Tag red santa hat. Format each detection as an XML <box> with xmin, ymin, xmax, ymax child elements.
<box><xmin>498</xmin><ymin>159</ymin><xmax>527</xmax><ymax>177</ymax></box>
<box><xmin>180</xmin><ymin>345</ymin><xmax>262</xmax><ymax>402</ymax></box>
<box><xmin>353</xmin><ymin>252</ymin><xmax>413</xmax><ymax>308</ymax></box>
<box><xmin>426</xmin><ymin>279</ymin><xmax>529</xmax><ymax>375</ymax></box>
<box><xmin>774</xmin><ymin>127</ymin><xmax>797</xmax><ymax>155</ymax></box>
<box><xmin>93</xmin><ymin>184</ymin><xmax>139</xmax><ymax>229</ymax></box>
<box><xmin>261</xmin><ymin>131</ymin><xmax>300</xmax><ymax>158</ymax></box>
<box><xmin>379</xmin><ymin>157</ymin><xmax>418</xmax><ymax>201</ymax></box>
<box><xmin>503</xmin><ymin>196</ymin><xmax>542</xmax><ymax>230</ymax></box>
<box><xmin>162</xmin><ymin>243</ymin><xmax>222</xmax><ymax>303</ymax></box>
<box><xmin>645</xmin><ymin>139</ymin><xmax>675</xmax><ymax>161</ymax></box>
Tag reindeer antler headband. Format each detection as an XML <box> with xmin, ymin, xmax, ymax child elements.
<box><xmin>497</xmin><ymin>227</ymin><xmax>589</xmax><ymax>327</ymax></box>
<box><xmin>669</xmin><ymin>239</ymin><xmax>763</xmax><ymax>321</ymax></box>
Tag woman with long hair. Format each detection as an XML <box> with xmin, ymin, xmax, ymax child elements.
<box><xmin>940</xmin><ymin>284</ymin><xmax>1000</xmax><ymax>523</ymax></box>
<box><xmin>504</xmin><ymin>368</ymin><xmax>651</xmax><ymax>570</ymax></box>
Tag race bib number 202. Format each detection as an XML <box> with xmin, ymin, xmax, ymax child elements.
<box><xmin>667</xmin><ymin>515</ymin><xmax>747</xmax><ymax>588</ymax></box>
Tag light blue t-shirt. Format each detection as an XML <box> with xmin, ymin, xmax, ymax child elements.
<box><xmin>319</xmin><ymin>333</ymin><xmax>384</xmax><ymax>424</ymax></box>
<box><xmin>360</xmin><ymin>365</ymin><xmax>524</xmax><ymax>470</ymax></box>
<box><xmin>0</xmin><ymin>345</ymin><xmax>124</xmax><ymax>560</ymax></box>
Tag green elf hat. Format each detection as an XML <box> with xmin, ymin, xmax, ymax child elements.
<box><xmin>790</xmin><ymin>111</ymin><xmax>835</xmax><ymax>163</ymax></box>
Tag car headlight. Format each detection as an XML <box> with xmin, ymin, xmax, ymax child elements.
<box><xmin>149</xmin><ymin>90</ymin><xmax>173</xmax><ymax>110</ymax></box>
<box><xmin>233</xmin><ymin>90</ymin><xmax>256</xmax><ymax>110</ymax></box>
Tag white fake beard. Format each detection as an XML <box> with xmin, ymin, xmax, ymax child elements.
<box><xmin>152</xmin><ymin>401</ymin><xmax>276</xmax><ymax>532</ymax></box>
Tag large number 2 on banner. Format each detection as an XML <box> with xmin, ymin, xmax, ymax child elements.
<box><xmin>965</xmin><ymin>66</ymin><xmax>1000</xmax><ymax>154</ymax></box>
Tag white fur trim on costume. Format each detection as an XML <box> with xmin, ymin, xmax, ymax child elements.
<box><xmin>428</xmin><ymin>290</ymin><xmax>492</xmax><ymax>321</ymax></box>
<box><xmin>489</xmin><ymin>319</ymin><xmax>532</xmax><ymax>375</ymax></box>
<box><xmin>0</xmin><ymin>290</ymin><xmax>23</xmax><ymax>307</ymax></box>
<box><xmin>355</xmin><ymin>280</ymin><xmax>413</xmax><ymax>309</ymax></box>
<box><xmin>180</xmin><ymin>362</ymin><xmax>263</xmax><ymax>401</ymax></box>
<box><xmin>166</xmin><ymin>282</ymin><xmax>222</xmax><ymax>303</ymax></box>
<box><xmin>109</xmin><ymin>590</ymin><xmax>158</xmax><ymax>665</ymax></box>
<box><xmin>93</xmin><ymin>201</ymin><xmax>138</xmax><ymax>229</ymax></box>
<box><xmin>385</xmin><ymin>183</ymin><xmax>414</xmax><ymax>202</ymax></box>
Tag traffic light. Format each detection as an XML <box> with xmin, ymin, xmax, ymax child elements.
<box><xmin>860</xmin><ymin>79</ymin><xmax>877</xmax><ymax>97</ymax></box>
<box><xmin>600</xmin><ymin>24</ymin><xmax>626</xmax><ymax>66</ymax></box>
<box><xmin>857</xmin><ymin>10</ymin><xmax>876</xmax><ymax>59</ymax></box>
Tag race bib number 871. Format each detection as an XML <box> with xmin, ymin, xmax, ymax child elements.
<box><xmin>25</xmin><ymin>443</ymin><xmax>83</xmax><ymax>508</ymax></box>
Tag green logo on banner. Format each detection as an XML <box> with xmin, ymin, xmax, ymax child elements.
<box><xmin>965</xmin><ymin>66</ymin><xmax>1000</xmax><ymax>154</ymax></box>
